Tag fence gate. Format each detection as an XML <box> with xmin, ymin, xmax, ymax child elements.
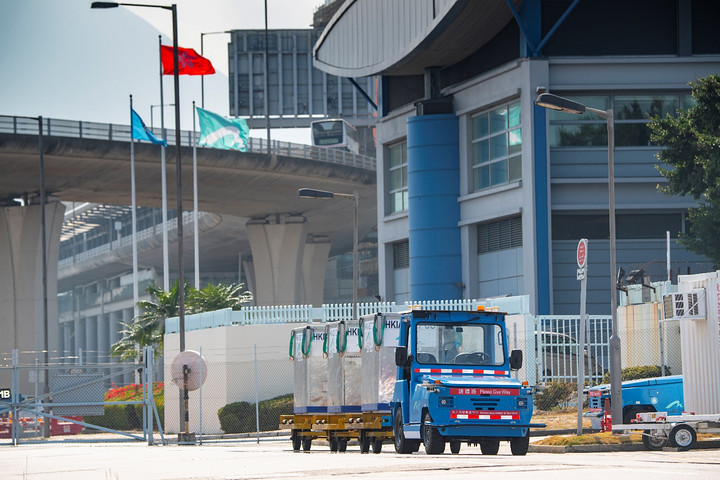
<box><xmin>531</xmin><ymin>315</ymin><xmax>612</xmax><ymax>386</ymax></box>
<box><xmin>0</xmin><ymin>347</ymin><xmax>163</xmax><ymax>446</ymax></box>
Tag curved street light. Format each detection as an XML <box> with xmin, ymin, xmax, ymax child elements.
<box><xmin>535</xmin><ymin>93</ymin><xmax>622</xmax><ymax>429</ymax></box>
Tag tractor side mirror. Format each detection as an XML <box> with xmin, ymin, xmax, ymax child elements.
<box><xmin>510</xmin><ymin>349</ymin><xmax>523</xmax><ymax>370</ymax></box>
<box><xmin>395</xmin><ymin>346</ymin><xmax>408</xmax><ymax>367</ymax></box>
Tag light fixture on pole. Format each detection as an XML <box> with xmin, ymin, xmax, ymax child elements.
<box><xmin>150</xmin><ymin>103</ymin><xmax>175</xmax><ymax>130</ymax></box>
<box><xmin>535</xmin><ymin>92</ymin><xmax>622</xmax><ymax>426</ymax></box>
<box><xmin>297</xmin><ymin>188</ymin><xmax>359</xmax><ymax>321</ymax></box>
<box><xmin>200</xmin><ymin>30</ymin><xmax>231</xmax><ymax>109</ymax></box>
<box><xmin>92</xmin><ymin>1</ymin><xmax>192</xmax><ymax>444</ymax></box>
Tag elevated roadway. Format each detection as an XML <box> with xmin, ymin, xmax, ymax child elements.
<box><xmin>0</xmin><ymin>115</ymin><xmax>377</xmax><ymax>354</ymax></box>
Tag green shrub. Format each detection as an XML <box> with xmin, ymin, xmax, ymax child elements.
<box><xmin>601</xmin><ymin>365</ymin><xmax>671</xmax><ymax>384</ymax></box>
<box><xmin>218</xmin><ymin>394</ymin><xmax>293</xmax><ymax>434</ymax></box>
<box><xmin>535</xmin><ymin>381</ymin><xmax>576</xmax><ymax>411</ymax></box>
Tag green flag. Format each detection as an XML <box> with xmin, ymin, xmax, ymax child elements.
<box><xmin>196</xmin><ymin>107</ymin><xmax>249</xmax><ymax>152</ymax></box>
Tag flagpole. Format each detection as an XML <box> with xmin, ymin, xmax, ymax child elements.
<box><xmin>158</xmin><ymin>35</ymin><xmax>170</xmax><ymax>292</ymax></box>
<box><xmin>129</xmin><ymin>96</ymin><xmax>139</xmax><ymax>319</ymax></box>
<box><xmin>192</xmin><ymin>101</ymin><xmax>199</xmax><ymax>289</ymax></box>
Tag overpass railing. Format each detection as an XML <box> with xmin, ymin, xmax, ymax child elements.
<box><xmin>0</xmin><ymin>114</ymin><xmax>376</xmax><ymax>171</ymax></box>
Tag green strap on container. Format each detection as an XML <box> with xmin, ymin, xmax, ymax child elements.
<box><xmin>288</xmin><ymin>330</ymin><xmax>296</xmax><ymax>360</ymax></box>
<box><xmin>358</xmin><ymin>320</ymin><xmax>364</xmax><ymax>349</ymax></box>
<box><xmin>337</xmin><ymin>321</ymin><xmax>348</xmax><ymax>354</ymax></box>
<box><xmin>373</xmin><ymin>313</ymin><xmax>385</xmax><ymax>347</ymax></box>
<box><xmin>301</xmin><ymin>326</ymin><xmax>312</xmax><ymax>357</ymax></box>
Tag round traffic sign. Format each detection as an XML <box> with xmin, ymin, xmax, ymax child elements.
<box><xmin>577</xmin><ymin>238</ymin><xmax>588</xmax><ymax>268</ymax></box>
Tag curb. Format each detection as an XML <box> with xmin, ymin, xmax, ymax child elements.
<box><xmin>529</xmin><ymin>440</ymin><xmax>720</xmax><ymax>454</ymax></box>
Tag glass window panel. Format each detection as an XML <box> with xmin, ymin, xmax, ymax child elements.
<box><xmin>490</xmin><ymin>160</ymin><xmax>507</xmax><ymax>186</ymax></box>
<box><xmin>389</xmin><ymin>168</ymin><xmax>404</xmax><ymax>190</ymax></box>
<box><xmin>474</xmin><ymin>165</ymin><xmax>490</xmax><ymax>190</ymax></box>
<box><xmin>473</xmin><ymin>139</ymin><xmax>489</xmax><ymax>165</ymax></box>
<box><xmin>472</xmin><ymin>113</ymin><xmax>489</xmax><ymax>139</ymax></box>
<box><xmin>388</xmin><ymin>143</ymin><xmax>405</xmax><ymax>168</ymax></box>
<box><xmin>508</xmin><ymin>102</ymin><xmax>521</xmax><ymax>128</ymax></box>
<box><xmin>402</xmin><ymin>191</ymin><xmax>408</xmax><ymax>210</ymax></box>
<box><xmin>682</xmin><ymin>94</ymin><xmax>696</xmax><ymax>111</ymax></box>
<box><xmin>548</xmin><ymin>96</ymin><xmax>609</xmax><ymax>121</ymax></box>
<box><xmin>490</xmin><ymin>133</ymin><xmax>508</xmax><ymax>159</ymax></box>
<box><xmin>489</xmin><ymin>107</ymin><xmax>507</xmax><ymax>133</ymax></box>
<box><xmin>390</xmin><ymin>192</ymin><xmax>403</xmax><ymax>213</ymax></box>
<box><xmin>549</xmin><ymin>124</ymin><xmax>607</xmax><ymax>147</ymax></box>
<box><xmin>508</xmin><ymin>155</ymin><xmax>522</xmax><ymax>181</ymax></box>
<box><xmin>508</xmin><ymin>128</ymin><xmax>522</xmax><ymax>154</ymax></box>
<box><xmin>616</xmin><ymin>124</ymin><xmax>652</xmax><ymax>147</ymax></box>
<box><xmin>614</xmin><ymin>95</ymin><xmax>679</xmax><ymax>120</ymax></box>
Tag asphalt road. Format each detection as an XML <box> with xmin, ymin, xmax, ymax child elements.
<box><xmin>2</xmin><ymin>439</ymin><xmax>719</xmax><ymax>480</ymax></box>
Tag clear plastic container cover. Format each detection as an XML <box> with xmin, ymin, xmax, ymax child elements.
<box><xmin>291</xmin><ymin>325</ymin><xmax>327</xmax><ymax>411</ymax></box>
<box><xmin>327</xmin><ymin>320</ymin><xmax>362</xmax><ymax>410</ymax></box>
<box><xmin>360</xmin><ymin>313</ymin><xmax>401</xmax><ymax>411</ymax></box>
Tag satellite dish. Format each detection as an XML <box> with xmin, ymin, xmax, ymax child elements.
<box><xmin>171</xmin><ymin>350</ymin><xmax>208</xmax><ymax>391</ymax></box>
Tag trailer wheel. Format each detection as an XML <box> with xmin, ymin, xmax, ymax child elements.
<box><xmin>372</xmin><ymin>439</ymin><xmax>383</xmax><ymax>454</ymax></box>
<box><xmin>394</xmin><ymin>408</ymin><xmax>420</xmax><ymax>454</ymax></box>
<box><xmin>360</xmin><ymin>431</ymin><xmax>370</xmax><ymax>454</ymax></box>
<box><xmin>302</xmin><ymin>438</ymin><xmax>312</xmax><ymax>451</ymax></box>
<box><xmin>510</xmin><ymin>433</ymin><xmax>529</xmax><ymax>456</ymax></box>
<box><xmin>480</xmin><ymin>439</ymin><xmax>500</xmax><ymax>455</ymax></box>
<box><xmin>291</xmin><ymin>432</ymin><xmax>301</xmax><ymax>451</ymax></box>
<box><xmin>329</xmin><ymin>436</ymin><xmax>338</xmax><ymax>452</ymax></box>
<box><xmin>669</xmin><ymin>424</ymin><xmax>696</xmax><ymax>451</ymax></box>
<box><xmin>338</xmin><ymin>438</ymin><xmax>348</xmax><ymax>453</ymax></box>
<box><xmin>422</xmin><ymin>412</ymin><xmax>445</xmax><ymax>454</ymax></box>
<box><xmin>450</xmin><ymin>441</ymin><xmax>461</xmax><ymax>454</ymax></box>
<box><xmin>642</xmin><ymin>430</ymin><xmax>667</xmax><ymax>451</ymax></box>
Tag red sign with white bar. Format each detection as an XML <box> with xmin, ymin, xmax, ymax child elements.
<box><xmin>414</xmin><ymin>368</ymin><xmax>509</xmax><ymax>376</ymax></box>
<box><xmin>588</xmin><ymin>390</ymin><xmax>601</xmax><ymax>397</ymax></box>
<box><xmin>451</xmin><ymin>410</ymin><xmax>519</xmax><ymax>420</ymax></box>
<box><xmin>449</xmin><ymin>388</ymin><xmax>518</xmax><ymax>396</ymax></box>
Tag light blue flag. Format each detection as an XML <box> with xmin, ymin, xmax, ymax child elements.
<box><xmin>131</xmin><ymin>109</ymin><xmax>166</xmax><ymax>146</ymax></box>
<box><xmin>196</xmin><ymin>107</ymin><xmax>249</xmax><ymax>152</ymax></box>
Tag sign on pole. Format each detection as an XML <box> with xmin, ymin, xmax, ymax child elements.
<box><xmin>576</xmin><ymin>238</ymin><xmax>588</xmax><ymax>435</ymax></box>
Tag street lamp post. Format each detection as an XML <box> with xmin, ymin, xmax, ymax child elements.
<box><xmin>200</xmin><ymin>31</ymin><xmax>231</xmax><ymax>109</ymax></box>
<box><xmin>535</xmin><ymin>93</ymin><xmax>622</xmax><ymax>426</ymax></box>
<box><xmin>91</xmin><ymin>1</ymin><xmax>192</xmax><ymax>443</ymax></box>
<box><xmin>297</xmin><ymin>188</ymin><xmax>359</xmax><ymax>321</ymax></box>
<box><xmin>150</xmin><ymin>103</ymin><xmax>175</xmax><ymax>130</ymax></box>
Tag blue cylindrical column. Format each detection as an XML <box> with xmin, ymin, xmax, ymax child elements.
<box><xmin>407</xmin><ymin>113</ymin><xmax>461</xmax><ymax>301</ymax></box>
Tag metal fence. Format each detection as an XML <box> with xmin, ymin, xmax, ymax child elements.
<box><xmin>0</xmin><ymin>114</ymin><xmax>376</xmax><ymax>170</ymax></box>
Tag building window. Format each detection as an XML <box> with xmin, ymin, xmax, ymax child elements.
<box><xmin>552</xmin><ymin>213</ymin><xmax>685</xmax><ymax>240</ymax></box>
<box><xmin>393</xmin><ymin>241</ymin><xmax>409</xmax><ymax>269</ymax></box>
<box><xmin>477</xmin><ymin>216</ymin><xmax>522</xmax><ymax>254</ymax></box>
<box><xmin>471</xmin><ymin>101</ymin><xmax>522</xmax><ymax>191</ymax></box>
<box><xmin>387</xmin><ymin>141</ymin><xmax>408</xmax><ymax>214</ymax></box>
<box><xmin>549</xmin><ymin>93</ymin><xmax>694</xmax><ymax>147</ymax></box>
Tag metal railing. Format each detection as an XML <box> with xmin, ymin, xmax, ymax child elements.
<box><xmin>0</xmin><ymin>114</ymin><xmax>376</xmax><ymax>170</ymax></box>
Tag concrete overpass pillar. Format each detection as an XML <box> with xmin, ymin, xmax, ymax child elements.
<box><xmin>302</xmin><ymin>236</ymin><xmax>332</xmax><ymax>307</ymax></box>
<box><xmin>0</xmin><ymin>201</ymin><xmax>65</xmax><ymax>355</ymax></box>
<box><xmin>246</xmin><ymin>215</ymin><xmax>307</xmax><ymax>305</ymax></box>
<box><xmin>97</xmin><ymin>313</ymin><xmax>109</xmax><ymax>364</ymax></box>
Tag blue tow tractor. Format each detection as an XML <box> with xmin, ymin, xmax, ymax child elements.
<box><xmin>280</xmin><ymin>308</ymin><xmax>545</xmax><ymax>454</ymax></box>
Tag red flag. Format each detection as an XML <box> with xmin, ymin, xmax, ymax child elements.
<box><xmin>160</xmin><ymin>45</ymin><xmax>216</xmax><ymax>75</ymax></box>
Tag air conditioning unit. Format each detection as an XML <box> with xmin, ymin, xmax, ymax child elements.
<box><xmin>662</xmin><ymin>289</ymin><xmax>706</xmax><ymax>320</ymax></box>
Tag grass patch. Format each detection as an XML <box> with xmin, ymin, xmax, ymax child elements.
<box><xmin>534</xmin><ymin>432</ymin><xmax>642</xmax><ymax>446</ymax></box>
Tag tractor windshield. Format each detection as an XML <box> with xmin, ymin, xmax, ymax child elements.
<box><xmin>414</xmin><ymin>323</ymin><xmax>505</xmax><ymax>366</ymax></box>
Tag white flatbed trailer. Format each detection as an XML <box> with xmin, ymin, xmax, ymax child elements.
<box><xmin>612</xmin><ymin>411</ymin><xmax>720</xmax><ymax>450</ymax></box>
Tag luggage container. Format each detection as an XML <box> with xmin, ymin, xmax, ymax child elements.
<box><xmin>289</xmin><ymin>325</ymin><xmax>327</xmax><ymax>414</ymax></box>
<box><xmin>326</xmin><ymin>320</ymin><xmax>362</xmax><ymax>413</ymax></box>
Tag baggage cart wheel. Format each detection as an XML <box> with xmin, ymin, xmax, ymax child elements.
<box><xmin>669</xmin><ymin>424</ymin><xmax>696</xmax><ymax>451</ymax></box>
<box><xmin>360</xmin><ymin>431</ymin><xmax>370</xmax><ymax>454</ymax></box>
<box><xmin>302</xmin><ymin>437</ymin><xmax>312</xmax><ymax>451</ymax></box>
<box><xmin>372</xmin><ymin>438</ymin><xmax>383</xmax><ymax>454</ymax></box>
<box><xmin>338</xmin><ymin>437</ymin><xmax>348</xmax><ymax>453</ymax></box>
<box><xmin>480</xmin><ymin>439</ymin><xmax>500</xmax><ymax>455</ymax></box>
<box><xmin>329</xmin><ymin>436</ymin><xmax>338</xmax><ymax>452</ymax></box>
<box><xmin>642</xmin><ymin>430</ymin><xmax>667</xmax><ymax>451</ymax></box>
<box><xmin>291</xmin><ymin>431</ymin><xmax>301</xmax><ymax>451</ymax></box>
<box><xmin>450</xmin><ymin>441</ymin><xmax>461</xmax><ymax>454</ymax></box>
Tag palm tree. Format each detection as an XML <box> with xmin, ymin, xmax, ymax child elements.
<box><xmin>187</xmin><ymin>282</ymin><xmax>253</xmax><ymax>312</ymax></box>
<box><xmin>111</xmin><ymin>281</ymin><xmax>193</xmax><ymax>360</ymax></box>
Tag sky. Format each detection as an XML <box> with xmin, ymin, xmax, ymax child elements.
<box><xmin>0</xmin><ymin>0</ymin><xmax>325</xmax><ymax>143</ymax></box>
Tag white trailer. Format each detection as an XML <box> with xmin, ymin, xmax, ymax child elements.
<box><xmin>612</xmin><ymin>411</ymin><xmax>720</xmax><ymax>451</ymax></box>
